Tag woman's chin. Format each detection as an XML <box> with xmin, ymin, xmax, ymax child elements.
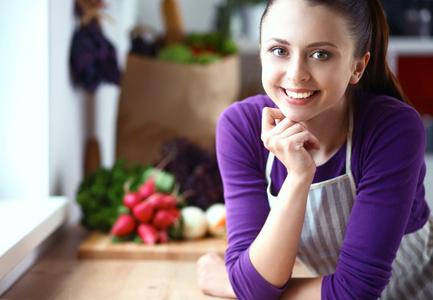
<box><xmin>279</xmin><ymin>111</ymin><xmax>310</xmax><ymax>123</ymax></box>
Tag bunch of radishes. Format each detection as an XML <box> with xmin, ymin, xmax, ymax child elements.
<box><xmin>110</xmin><ymin>174</ymin><xmax>182</xmax><ymax>245</ymax></box>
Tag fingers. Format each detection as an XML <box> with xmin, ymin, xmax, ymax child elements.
<box><xmin>293</xmin><ymin>130</ymin><xmax>321</xmax><ymax>151</ymax></box>
<box><xmin>196</xmin><ymin>252</ymin><xmax>232</xmax><ymax>297</ymax></box>
<box><xmin>261</xmin><ymin>107</ymin><xmax>320</xmax><ymax>153</ymax></box>
<box><xmin>197</xmin><ymin>252</ymin><xmax>224</xmax><ymax>274</ymax></box>
<box><xmin>261</xmin><ymin>107</ymin><xmax>319</xmax><ymax>176</ymax></box>
<box><xmin>261</xmin><ymin>107</ymin><xmax>304</xmax><ymax>146</ymax></box>
<box><xmin>262</xmin><ymin>107</ymin><xmax>296</xmax><ymax>143</ymax></box>
<box><xmin>261</xmin><ymin>107</ymin><xmax>288</xmax><ymax>134</ymax></box>
<box><xmin>297</xmin><ymin>130</ymin><xmax>320</xmax><ymax>150</ymax></box>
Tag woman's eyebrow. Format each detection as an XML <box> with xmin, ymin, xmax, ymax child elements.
<box><xmin>264</xmin><ymin>38</ymin><xmax>339</xmax><ymax>49</ymax></box>
<box><xmin>307</xmin><ymin>41</ymin><xmax>339</xmax><ymax>49</ymax></box>
<box><xmin>264</xmin><ymin>37</ymin><xmax>290</xmax><ymax>45</ymax></box>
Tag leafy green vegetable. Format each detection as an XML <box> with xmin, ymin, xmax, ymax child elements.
<box><xmin>195</xmin><ymin>53</ymin><xmax>220</xmax><ymax>64</ymax></box>
<box><xmin>168</xmin><ymin>217</ymin><xmax>183</xmax><ymax>240</ymax></box>
<box><xmin>157</xmin><ymin>44</ymin><xmax>194</xmax><ymax>64</ymax></box>
<box><xmin>76</xmin><ymin>158</ymin><xmax>147</xmax><ymax>232</ymax></box>
<box><xmin>186</xmin><ymin>32</ymin><xmax>238</xmax><ymax>56</ymax></box>
<box><xmin>117</xmin><ymin>205</ymin><xmax>130</xmax><ymax>215</ymax></box>
<box><xmin>156</xmin><ymin>32</ymin><xmax>238</xmax><ymax>65</ymax></box>
<box><xmin>133</xmin><ymin>236</ymin><xmax>143</xmax><ymax>244</ymax></box>
<box><xmin>141</xmin><ymin>167</ymin><xmax>176</xmax><ymax>194</ymax></box>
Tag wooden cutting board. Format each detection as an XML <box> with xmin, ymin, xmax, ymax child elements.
<box><xmin>77</xmin><ymin>231</ymin><xmax>227</xmax><ymax>261</ymax></box>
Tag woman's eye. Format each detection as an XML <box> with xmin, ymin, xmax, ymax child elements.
<box><xmin>271</xmin><ymin>47</ymin><xmax>288</xmax><ymax>57</ymax></box>
<box><xmin>312</xmin><ymin>50</ymin><xmax>330</xmax><ymax>60</ymax></box>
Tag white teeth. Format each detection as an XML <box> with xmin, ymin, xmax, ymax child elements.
<box><xmin>285</xmin><ymin>90</ymin><xmax>315</xmax><ymax>99</ymax></box>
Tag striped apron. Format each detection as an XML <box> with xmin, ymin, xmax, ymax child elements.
<box><xmin>266</xmin><ymin>113</ymin><xmax>433</xmax><ymax>299</ymax></box>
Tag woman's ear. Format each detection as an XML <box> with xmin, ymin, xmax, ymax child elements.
<box><xmin>350</xmin><ymin>52</ymin><xmax>371</xmax><ymax>84</ymax></box>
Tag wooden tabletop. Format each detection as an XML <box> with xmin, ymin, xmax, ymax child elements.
<box><xmin>3</xmin><ymin>226</ymin><xmax>313</xmax><ymax>300</ymax></box>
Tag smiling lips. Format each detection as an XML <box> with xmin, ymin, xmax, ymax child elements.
<box><xmin>285</xmin><ymin>90</ymin><xmax>317</xmax><ymax>99</ymax></box>
<box><xmin>283</xmin><ymin>88</ymin><xmax>319</xmax><ymax>104</ymax></box>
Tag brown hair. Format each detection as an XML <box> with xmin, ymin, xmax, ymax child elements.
<box><xmin>260</xmin><ymin>0</ymin><xmax>410</xmax><ymax>104</ymax></box>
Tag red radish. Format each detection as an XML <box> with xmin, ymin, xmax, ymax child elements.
<box><xmin>148</xmin><ymin>193</ymin><xmax>177</xmax><ymax>210</ymax></box>
<box><xmin>167</xmin><ymin>207</ymin><xmax>181</xmax><ymax>219</ymax></box>
<box><xmin>137</xmin><ymin>223</ymin><xmax>158</xmax><ymax>245</ymax></box>
<box><xmin>190</xmin><ymin>45</ymin><xmax>201</xmax><ymax>55</ymax></box>
<box><xmin>157</xmin><ymin>229</ymin><xmax>169</xmax><ymax>243</ymax></box>
<box><xmin>132</xmin><ymin>200</ymin><xmax>154</xmax><ymax>223</ymax></box>
<box><xmin>110</xmin><ymin>214</ymin><xmax>136</xmax><ymax>237</ymax></box>
<box><xmin>138</xmin><ymin>176</ymin><xmax>157</xmax><ymax>200</ymax></box>
<box><xmin>160</xmin><ymin>194</ymin><xmax>178</xmax><ymax>209</ymax></box>
<box><xmin>123</xmin><ymin>192</ymin><xmax>141</xmax><ymax>209</ymax></box>
<box><xmin>205</xmin><ymin>45</ymin><xmax>216</xmax><ymax>54</ymax></box>
<box><xmin>152</xmin><ymin>209</ymin><xmax>176</xmax><ymax>229</ymax></box>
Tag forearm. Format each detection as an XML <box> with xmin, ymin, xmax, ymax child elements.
<box><xmin>249</xmin><ymin>173</ymin><xmax>312</xmax><ymax>288</ymax></box>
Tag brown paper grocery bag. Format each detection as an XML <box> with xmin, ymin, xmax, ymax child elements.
<box><xmin>115</xmin><ymin>53</ymin><xmax>241</xmax><ymax>165</ymax></box>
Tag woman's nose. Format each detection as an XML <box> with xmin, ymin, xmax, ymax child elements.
<box><xmin>285</xmin><ymin>57</ymin><xmax>310</xmax><ymax>82</ymax></box>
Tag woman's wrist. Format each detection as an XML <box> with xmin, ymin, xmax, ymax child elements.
<box><xmin>285</xmin><ymin>167</ymin><xmax>315</xmax><ymax>186</ymax></box>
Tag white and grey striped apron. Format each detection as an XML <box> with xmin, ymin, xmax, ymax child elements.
<box><xmin>266</xmin><ymin>112</ymin><xmax>433</xmax><ymax>299</ymax></box>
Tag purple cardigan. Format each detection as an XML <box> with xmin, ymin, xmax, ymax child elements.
<box><xmin>216</xmin><ymin>92</ymin><xmax>431</xmax><ymax>299</ymax></box>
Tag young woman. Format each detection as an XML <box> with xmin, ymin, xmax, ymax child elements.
<box><xmin>197</xmin><ymin>0</ymin><xmax>433</xmax><ymax>299</ymax></box>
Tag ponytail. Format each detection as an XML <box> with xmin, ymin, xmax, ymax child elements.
<box><xmin>359</xmin><ymin>0</ymin><xmax>411</xmax><ymax>104</ymax></box>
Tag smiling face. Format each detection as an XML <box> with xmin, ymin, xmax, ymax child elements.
<box><xmin>260</xmin><ymin>0</ymin><xmax>368</xmax><ymax>124</ymax></box>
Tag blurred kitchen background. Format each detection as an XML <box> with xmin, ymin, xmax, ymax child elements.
<box><xmin>1</xmin><ymin>0</ymin><xmax>433</xmax><ymax>222</ymax></box>
<box><xmin>0</xmin><ymin>0</ymin><xmax>432</xmax><ymax>294</ymax></box>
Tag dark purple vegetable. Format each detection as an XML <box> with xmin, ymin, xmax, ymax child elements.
<box><xmin>69</xmin><ymin>1</ymin><xmax>120</xmax><ymax>93</ymax></box>
<box><xmin>159</xmin><ymin>138</ymin><xmax>224</xmax><ymax>210</ymax></box>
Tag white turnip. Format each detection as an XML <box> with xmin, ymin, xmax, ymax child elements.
<box><xmin>181</xmin><ymin>206</ymin><xmax>208</xmax><ymax>240</ymax></box>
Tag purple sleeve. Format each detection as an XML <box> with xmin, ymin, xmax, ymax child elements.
<box><xmin>216</xmin><ymin>99</ymin><xmax>288</xmax><ymax>299</ymax></box>
<box><xmin>322</xmin><ymin>104</ymin><xmax>428</xmax><ymax>299</ymax></box>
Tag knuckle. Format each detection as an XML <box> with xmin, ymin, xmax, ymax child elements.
<box><xmin>261</xmin><ymin>132</ymin><xmax>271</xmax><ymax>145</ymax></box>
<box><xmin>286</xmin><ymin>139</ymin><xmax>295</xmax><ymax>149</ymax></box>
<box><xmin>293</xmin><ymin>123</ymin><xmax>304</xmax><ymax>131</ymax></box>
<box><xmin>267</xmin><ymin>138</ymin><xmax>277</xmax><ymax>151</ymax></box>
<box><xmin>287</xmin><ymin>138</ymin><xmax>301</xmax><ymax>151</ymax></box>
<box><xmin>261</xmin><ymin>133</ymin><xmax>266</xmax><ymax>144</ymax></box>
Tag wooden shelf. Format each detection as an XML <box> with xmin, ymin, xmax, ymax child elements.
<box><xmin>0</xmin><ymin>197</ymin><xmax>67</xmax><ymax>280</ymax></box>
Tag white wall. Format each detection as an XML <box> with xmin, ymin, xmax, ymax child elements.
<box><xmin>48</xmin><ymin>0</ymin><xmax>84</xmax><ymax>224</ymax></box>
<box><xmin>0</xmin><ymin>0</ymin><xmax>125</xmax><ymax>224</ymax></box>
<box><xmin>0</xmin><ymin>1</ymin><xmax>50</xmax><ymax>199</ymax></box>
<box><xmin>136</xmin><ymin>0</ymin><xmax>223</xmax><ymax>35</ymax></box>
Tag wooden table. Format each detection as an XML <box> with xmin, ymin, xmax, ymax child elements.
<box><xmin>3</xmin><ymin>226</ymin><xmax>312</xmax><ymax>300</ymax></box>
